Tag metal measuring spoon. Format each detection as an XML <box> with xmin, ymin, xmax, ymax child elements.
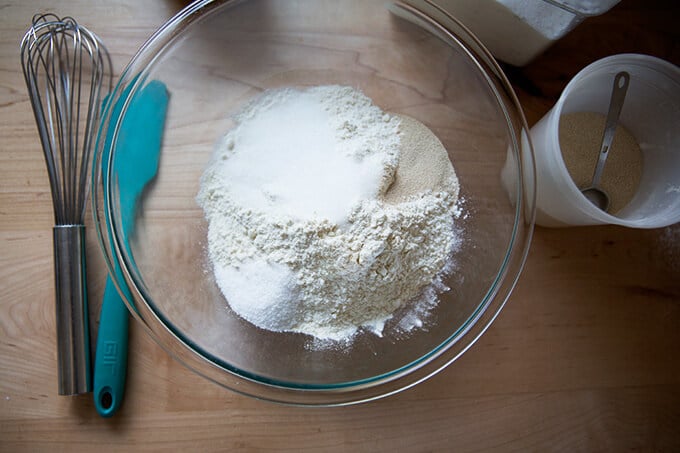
<box><xmin>581</xmin><ymin>71</ymin><xmax>630</xmax><ymax>211</ymax></box>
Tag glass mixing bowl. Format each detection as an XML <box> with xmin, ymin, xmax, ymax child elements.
<box><xmin>93</xmin><ymin>0</ymin><xmax>535</xmax><ymax>405</ymax></box>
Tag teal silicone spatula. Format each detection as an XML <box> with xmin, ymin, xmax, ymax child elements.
<box><xmin>94</xmin><ymin>80</ymin><xmax>168</xmax><ymax>417</ymax></box>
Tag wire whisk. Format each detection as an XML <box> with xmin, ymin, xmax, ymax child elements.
<box><xmin>21</xmin><ymin>13</ymin><xmax>112</xmax><ymax>395</ymax></box>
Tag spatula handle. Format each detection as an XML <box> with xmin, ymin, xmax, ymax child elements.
<box><xmin>93</xmin><ymin>277</ymin><xmax>129</xmax><ymax>417</ymax></box>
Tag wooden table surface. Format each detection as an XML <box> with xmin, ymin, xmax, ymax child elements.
<box><xmin>1</xmin><ymin>0</ymin><xmax>679</xmax><ymax>451</ymax></box>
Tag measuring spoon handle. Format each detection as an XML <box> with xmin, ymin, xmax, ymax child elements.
<box><xmin>591</xmin><ymin>71</ymin><xmax>630</xmax><ymax>187</ymax></box>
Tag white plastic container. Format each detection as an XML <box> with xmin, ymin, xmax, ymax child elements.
<box><xmin>433</xmin><ymin>0</ymin><xmax>620</xmax><ymax>66</ymax></box>
<box><xmin>528</xmin><ymin>54</ymin><xmax>680</xmax><ymax>228</ymax></box>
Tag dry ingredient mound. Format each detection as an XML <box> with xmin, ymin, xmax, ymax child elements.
<box><xmin>197</xmin><ymin>85</ymin><xmax>461</xmax><ymax>341</ymax></box>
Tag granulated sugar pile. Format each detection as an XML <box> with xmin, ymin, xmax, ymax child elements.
<box><xmin>197</xmin><ymin>85</ymin><xmax>461</xmax><ymax>342</ymax></box>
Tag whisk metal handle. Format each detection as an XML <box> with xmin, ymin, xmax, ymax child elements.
<box><xmin>53</xmin><ymin>225</ymin><xmax>91</xmax><ymax>395</ymax></box>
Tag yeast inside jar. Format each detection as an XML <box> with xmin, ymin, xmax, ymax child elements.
<box><xmin>559</xmin><ymin>111</ymin><xmax>643</xmax><ymax>214</ymax></box>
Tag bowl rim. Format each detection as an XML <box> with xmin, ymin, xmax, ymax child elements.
<box><xmin>92</xmin><ymin>0</ymin><xmax>536</xmax><ymax>406</ymax></box>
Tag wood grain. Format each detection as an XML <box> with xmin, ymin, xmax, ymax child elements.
<box><xmin>1</xmin><ymin>0</ymin><xmax>679</xmax><ymax>451</ymax></box>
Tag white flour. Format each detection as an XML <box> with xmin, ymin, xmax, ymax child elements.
<box><xmin>198</xmin><ymin>86</ymin><xmax>461</xmax><ymax>341</ymax></box>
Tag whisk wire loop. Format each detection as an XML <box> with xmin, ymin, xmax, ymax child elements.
<box><xmin>20</xmin><ymin>13</ymin><xmax>112</xmax><ymax>225</ymax></box>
